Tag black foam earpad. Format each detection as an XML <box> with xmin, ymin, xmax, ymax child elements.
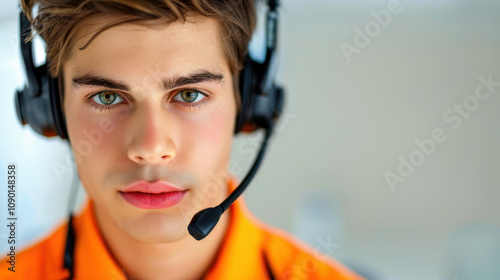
<box><xmin>46</xmin><ymin>68</ymin><xmax>68</xmax><ymax>139</ymax></box>
<box><xmin>235</xmin><ymin>55</ymin><xmax>259</xmax><ymax>134</ymax></box>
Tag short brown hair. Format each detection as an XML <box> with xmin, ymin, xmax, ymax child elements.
<box><xmin>20</xmin><ymin>0</ymin><xmax>256</xmax><ymax>78</ymax></box>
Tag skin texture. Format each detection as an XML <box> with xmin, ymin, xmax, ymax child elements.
<box><xmin>63</xmin><ymin>15</ymin><xmax>236</xmax><ymax>280</ymax></box>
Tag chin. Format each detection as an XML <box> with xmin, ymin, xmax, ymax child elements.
<box><xmin>123</xmin><ymin>211</ymin><xmax>190</xmax><ymax>243</ymax></box>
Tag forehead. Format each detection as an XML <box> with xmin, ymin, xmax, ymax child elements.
<box><xmin>64</xmin><ymin>16</ymin><xmax>228</xmax><ymax>87</ymax></box>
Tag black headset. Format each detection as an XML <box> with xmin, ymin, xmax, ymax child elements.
<box><xmin>16</xmin><ymin>0</ymin><xmax>283</xmax><ymax>278</ymax></box>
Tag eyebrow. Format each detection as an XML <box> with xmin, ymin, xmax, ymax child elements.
<box><xmin>71</xmin><ymin>70</ymin><xmax>224</xmax><ymax>91</ymax></box>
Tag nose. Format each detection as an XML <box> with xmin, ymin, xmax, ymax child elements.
<box><xmin>127</xmin><ymin>103</ymin><xmax>176</xmax><ymax>165</ymax></box>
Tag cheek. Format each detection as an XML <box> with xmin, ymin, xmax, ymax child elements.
<box><xmin>180</xmin><ymin>100</ymin><xmax>235</xmax><ymax>173</ymax></box>
<box><xmin>65</xmin><ymin>100</ymin><xmax>126</xmax><ymax>189</ymax></box>
<box><xmin>67</xmin><ymin>107</ymin><xmax>121</xmax><ymax>156</ymax></box>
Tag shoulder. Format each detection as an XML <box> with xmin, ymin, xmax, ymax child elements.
<box><xmin>0</xmin><ymin>221</ymin><xmax>70</xmax><ymax>280</ymax></box>
<box><xmin>205</xmin><ymin>192</ymin><xmax>364</xmax><ymax>280</ymax></box>
<box><xmin>255</xmin><ymin>222</ymin><xmax>364</xmax><ymax>280</ymax></box>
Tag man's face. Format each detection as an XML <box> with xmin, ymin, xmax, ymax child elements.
<box><xmin>63</xmin><ymin>16</ymin><xmax>236</xmax><ymax>242</ymax></box>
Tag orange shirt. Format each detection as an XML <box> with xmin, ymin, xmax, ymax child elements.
<box><xmin>0</xmin><ymin>176</ymin><xmax>363</xmax><ymax>279</ymax></box>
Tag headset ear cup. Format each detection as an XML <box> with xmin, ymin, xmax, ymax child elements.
<box><xmin>16</xmin><ymin>63</ymin><xmax>67</xmax><ymax>139</ymax></box>
<box><xmin>234</xmin><ymin>55</ymin><xmax>286</xmax><ymax>134</ymax></box>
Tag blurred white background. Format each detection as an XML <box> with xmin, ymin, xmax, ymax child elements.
<box><xmin>1</xmin><ymin>0</ymin><xmax>500</xmax><ymax>279</ymax></box>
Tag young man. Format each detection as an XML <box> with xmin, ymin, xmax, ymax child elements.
<box><xmin>1</xmin><ymin>0</ymin><xmax>362</xmax><ymax>279</ymax></box>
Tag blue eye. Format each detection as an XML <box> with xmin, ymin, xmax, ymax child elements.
<box><xmin>92</xmin><ymin>91</ymin><xmax>124</xmax><ymax>105</ymax></box>
<box><xmin>173</xmin><ymin>89</ymin><xmax>207</xmax><ymax>103</ymax></box>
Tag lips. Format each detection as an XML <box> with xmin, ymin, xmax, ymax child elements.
<box><xmin>120</xmin><ymin>180</ymin><xmax>187</xmax><ymax>209</ymax></box>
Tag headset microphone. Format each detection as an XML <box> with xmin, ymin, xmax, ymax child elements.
<box><xmin>188</xmin><ymin>128</ymin><xmax>272</xmax><ymax>240</ymax></box>
<box><xmin>188</xmin><ymin>0</ymin><xmax>283</xmax><ymax>241</ymax></box>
